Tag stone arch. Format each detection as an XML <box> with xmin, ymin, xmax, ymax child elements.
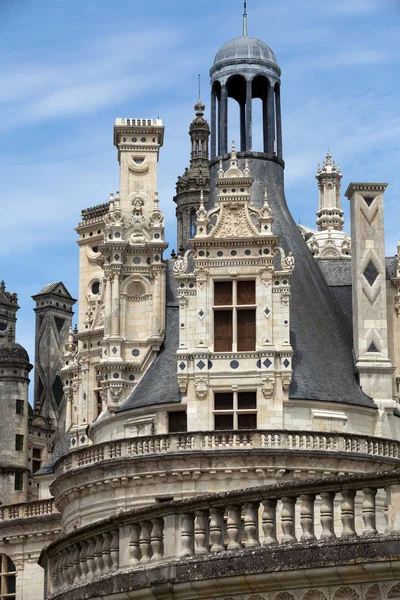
<box><xmin>388</xmin><ymin>583</ymin><xmax>400</xmax><ymax>598</ymax></box>
<box><xmin>333</xmin><ymin>587</ymin><xmax>360</xmax><ymax>600</ymax></box>
<box><xmin>302</xmin><ymin>591</ymin><xmax>327</xmax><ymax>600</ymax></box>
<box><xmin>274</xmin><ymin>593</ymin><xmax>296</xmax><ymax>600</ymax></box>
<box><xmin>121</xmin><ymin>275</ymin><xmax>151</xmax><ymax>300</ymax></box>
<box><xmin>211</xmin><ymin>80</ymin><xmax>222</xmax><ymax>158</ymax></box>
<box><xmin>365</xmin><ymin>584</ymin><xmax>383</xmax><ymax>599</ymax></box>
<box><xmin>247</xmin><ymin>595</ymin><xmax>265</xmax><ymax>600</ymax></box>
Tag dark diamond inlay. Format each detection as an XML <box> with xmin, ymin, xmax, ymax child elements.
<box><xmin>283</xmin><ymin>359</ymin><xmax>290</xmax><ymax>368</ymax></box>
<box><xmin>112</xmin><ymin>347</ymin><xmax>117</xmax><ymax>354</ymax></box>
<box><xmin>363</xmin><ymin>261</ymin><xmax>379</xmax><ymax>286</ymax></box>
<box><xmin>197</xmin><ymin>360</ymin><xmax>205</xmax><ymax>370</ymax></box>
<box><xmin>199</xmin><ymin>310</ymin><xmax>205</xmax><ymax>317</ymax></box>
<box><xmin>80</xmin><ymin>436</ymin><xmax>85</xmax><ymax>444</ymax></box>
<box><xmin>179</xmin><ymin>362</ymin><xmax>186</xmax><ymax>371</ymax></box>
<box><xmin>264</xmin><ymin>359</ymin><xmax>272</xmax><ymax>368</ymax></box>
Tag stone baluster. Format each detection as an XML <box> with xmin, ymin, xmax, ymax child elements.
<box><xmin>94</xmin><ymin>535</ymin><xmax>104</xmax><ymax>577</ymax></box>
<box><xmin>86</xmin><ymin>537</ymin><xmax>96</xmax><ymax>580</ymax></box>
<box><xmin>194</xmin><ymin>510</ymin><xmax>210</xmax><ymax>555</ymax></box>
<box><xmin>281</xmin><ymin>497</ymin><xmax>296</xmax><ymax>543</ymax></box>
<box><xmin>139</xmin><ymin>521</ymin><xmax>152</xmax><ymax>562</ymax></box>
<box><xmin>151</xmin><ymin>518</ymin><xmax>164</xmax><ymax>560</ymax></box>
<box><xmin>58</xmin><ymin>549</ymin><xmax>67</xmax><ymax>588</ymax></box>
<box><xmin>341</xmin><ymin>490</ymin><xmax>357</xmax><ymax>537</ymax></box>
<box><xmin>244</xmin><ymin>502</ymin><xmax>260</xmax><ymax>547</ymax></box>
<box><xmin>110</xmin><ymin>529</ymin><xmax>119</xmax><ymax>570</ymax></box>
<box><xmin>72</xmin><ymin>543</ymin><xmax>82</xmax><ymax>584</ymax></box>
<box><xmin>181</xmin><ymin>513</ymin><xmax>194</xmax><ymax>557</ymax></box>
<box><xmin>129</xmin><ymin>524</ymin><xmax>141</xmax><ymax>564</ymax></box>
<box><xmin>300</xmin><ymin>494</ymin><xmax>317</xmax><ymax>541</ymax></box>
<box><xmin>384</xmin><ymin>487</ymin><xmax>389</xmax><ymax>532</ymax></box>
<box><xmin>52</xmin><ymin>554</ymin><xmax>60</xmax><ymax>591</ymax></box>
<box><xmin>68</xmin><ymin>547</ymin><xmax>75</xmax><ymax>587</ymax></box>
<box><xmin>320</xmin><ymin>492</ymin><xmax>336</xmax><ymax>539</ymax></box>
<box><xmin>79</xmin><ymin>540</ymin><xmax>89</xmax><ymax>583</ymax></box>
<box><xmin>262</xmin><ymin>499</ymin><xmax>278</xmax><ymax>545</ymax></box>
<box><xmin>362</xmin><ymin>488</ymin><xmax>378</xmax><ymax>535</ymax></box>
<box><xmin>226</xmin><ymin>505</ymin><xmax>241</xmax><ymax>549</ymax></box>
<box><xmin>209</xmin><ymin>508</ymin><xmax>225</xmax><ymax>553</ymax></box>
<box><xmin>102</xmin><ymin>532</ymin><xmax>113</xmax><ymax>572</ymax></box>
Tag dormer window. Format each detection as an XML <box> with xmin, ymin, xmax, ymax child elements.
<box><xmin>213</xmin><ymin>280</ymin><xmax>256</xmax><ymax>352</ymax></box>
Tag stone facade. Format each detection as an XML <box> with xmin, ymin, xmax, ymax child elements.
<box><xmin>2</xmin><ymin>11</ymin><xmax>400</xmax><ymax>600</ymax></box>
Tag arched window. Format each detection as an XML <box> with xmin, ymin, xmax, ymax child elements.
<box><xmin>190</xmin><ymin>211</ymin><xmax>197</xmax><ymax>238</ymax></box>
<box><xmin>0</xmin><ymin>554</ymin><xmax>16</xmax><ymax>599</ymax></box>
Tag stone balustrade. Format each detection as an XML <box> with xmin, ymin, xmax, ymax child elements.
<box><xmin>54</xmin><ymin>429</ymin><xmax>400</xmax><ymax>476</ymax></box>
<box><xmin>0</xmin><ymin>498</ymin><xmax>56</xmax><ymax>521</ymax></box>
<box><xmin>40</xmin><ymin>469</ymin><xmax>400</xmax><ymax>598</ymax></box>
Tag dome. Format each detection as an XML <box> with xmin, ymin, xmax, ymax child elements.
<box><xmin>213</xmin><ymin>36</ymin><xmax>278</xmax><ymax>68</ymax></box>
<box><xmin>0</xmin><ymin>342</ymin><xmax>30</xmax><ymax>363</ymax></box>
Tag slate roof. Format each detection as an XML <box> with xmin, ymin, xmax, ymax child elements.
<box><xmin>35</xmin><ymin>433</ymin><xmax>71</xmax><ymax>475</ymax></box>
<box><xmin>214</xmin><ymin>36</ymin><xmax>278</xmax><ymax>68</ymax></box>
<box><xmin>33</xmin><ymin>282</ymin><xmax>74</xmax><ymax>299</ymax></box>
<box><xmin>117</xmin><ymin>261</ymin><xmax>181</xmax><ymax>412</ymax></box>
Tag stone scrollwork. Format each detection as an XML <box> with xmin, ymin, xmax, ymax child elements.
<box><xmin>259</xmin><ymin>266</ymin><xmax>274</xmax><ymax>287</ymax></box>
<box><xmin>194</xmin><ymin>377</ymin><xmax>208</xmax><ymax>399</ymax></box>
<box><xmin>274</xmin><ymin>247</ymin><xmax>295</xmax><ymax>272</ymax></box>
<box><xmin>173</xmin><ymin>249</ymin><xmax>194</xmax><ymax>276</ymax></box>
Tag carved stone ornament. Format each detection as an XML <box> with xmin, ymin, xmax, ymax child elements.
<box><xmin>178</xmin><ymin>376</ymin><xmax>188</xmax><ymax>393</ymax></box>
<box><xmin>262</xmin><ymin>376</ymin><xmax>275</xmax><ymax>399</ymax></box>
<box><xmin>195</xmin><ymin>266</ymin><xmax>209</xmax><ymax>289</ymax></box>
<box><xmin>282</xmin><ymin>373</ymin><xmax>292</xmax><ymax>392</ymax></box>
<box><xmin>259</xmin><ymin>266</ymin><xmax>274</xmax><ymax>287</ymax></box>
<box><xmin>110</xmin><ymin>386</ymin><xmax>123</xmax><ymax>402</ymax></box>
<box><xmin>173</xmin><ymin>249</ymin><xmax>194</xmax><ymax>276</ymax></box>
<box><xmin>274</xmin><ymin>247</ymin><xmax>295</xmax><ymax>271</ymax></box>
<box><xmin>195</xmin><ymin>377</ymin><xmax>208</xmax><ymax>399</ymax></box>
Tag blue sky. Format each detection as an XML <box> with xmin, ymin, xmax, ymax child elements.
<box><xmin>0</xmin><ymin>0</ymin><xmax>399</xmax><ymax>369</ymax></box>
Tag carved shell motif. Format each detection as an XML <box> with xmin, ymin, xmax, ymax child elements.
<box><xmin>333</xmin><ymin>588</ymin><xmax>361</xmax><ymax>600</ymax></box>
<box><xmin>303</xmin><ymin>592</ymin><xmax>327</xmax><ymax>600</ymax></box>
<box><xmin>274</xmin><ymin>594</ymin><xmax>296</xmax><ymax>600</ymax></box>
<box><xmin>388</xmin><ymin>583</ymin><xmax>400</xmax><ymax>599</ymax></box>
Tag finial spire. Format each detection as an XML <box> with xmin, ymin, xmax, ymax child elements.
<box><xmin>198</xmin><ymin>73</ymin><xmax>201</xmax><ymax>100</ymax></box>
<box><xmin>243</xmin><ymin>1</ymin><xmax>248</xmax><ymax>37</ymax></box>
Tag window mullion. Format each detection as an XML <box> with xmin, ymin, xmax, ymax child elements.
<box><xmin>232</xmin><ymin>280</ymin><xmax>238</xmax><ymax>352</ymax></box>
<box><xmin>233</xmin><ymin>391</ymin><xmax>238</xmax><ymax>429</ymax></box>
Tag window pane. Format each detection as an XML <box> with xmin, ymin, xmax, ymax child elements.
<box><xmin>14</xmin><ymin>472</ymin><xmax>23</xmax><ymax>491</ymax></box>
<box><xmin>16</xmin><ymin>400</ymin><xmax>24</xmax><ymax>415</ymax></box>
<box><xmin>215</xmin><ymin>414</ymin><xmax>233</xmax><ymax>430</ymax></box>
<box><xmin>32</xmin><ymin>448</ymin><xmax>41</xmax><ymax>459</ymax></box>
<box><xmin>214</xmin><ymin>393</ymin><xmax>233</xmax><ymax>410</ymax></box>
<box><xmin>168</xmin><ymin>411</ymin><xmax>187</xmax><ymax>433</ymax></box>
<box><xmin>237</xmin><ymin>310</ymin><xmax>256</xmax><ymax>351</ymax></box>
<box><xmin>238</xmin><ymin>392</ymin><xmax>257</xmax><ymax>409</ymax></box>
<box><xmin>237</xmin><ymin>280</ymin><xmax>255</xmax><ymax>305</ymax></box>
<box><xmin>214</xmin><ymin>310</ymin><xmax>233</xmax><ymax>352</ymax></box>
<box><xmin>238</xmin><ymin>413</ymin><xmax>257</xmax><ymax>429</ymax></box>
<box><xmin>6</xmin><ymin>556</ymin><xmax>15</xmax><ymax>573</ymax></box>
<box><xmin>214</xmin><ymin>281</ymin><xmax>232</xmax><ymax>306</ymax></box>
<box><xmin>6</xmin><ymin>574</ymin><xmax>16</xmax><ymax>593</ymax></box>
<box><xmin>15</xmin><ymin>435</ymin><xmax>24</xmax><ymax>452</ymax></box>
<box><xmin>33</xmin><ymin>461</ymin><xmax>41</xmax><ymax>473</ymax></box>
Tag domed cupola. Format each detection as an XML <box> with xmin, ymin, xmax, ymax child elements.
<box><xmin>210</xmin><ymin>2</ymin><xmax>282</xmax><ymax>159</ymax></box>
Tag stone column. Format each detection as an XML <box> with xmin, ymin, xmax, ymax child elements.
<box><xmin>111</xmin><ymin>273</ymin><xmax>120</xmax><ymax>337</ymax></box>
<box><xmin>245</xmin><ymin>79</ymin><xmax>252</xmax><ymax>151</ymax></box>
<box><xmin>104</xmin><ymin>274</ymin><xmax>112</xmax><ymax>337</ymax></box>
<box><xmin>240</xmin><ymin>102</ymin><xmax>246</xmax><ymax>152</ymax></box>
<box><xmin>267</xmin><ymin>82</ymin><xmax>275</xmax><ymax>154</ymax></box>
<box><xmin>211</xmin><ymin>90</ymin><xmax>217</xmax><ymax>159</ymax></box>
<box><xmin>345</xmin><ymin>183</ymin><xmax>394</xmax><ymax>405</ymax></box>
<box><xmin>219</xmin><ymin>84</ymin><xmax>228</xmax><ymax>156</ymax></box>
<box><xmin>275</xmin><ymin>85</ymin><xmax>283</xmax><ymax>158</ymax></box>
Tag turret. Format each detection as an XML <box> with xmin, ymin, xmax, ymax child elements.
<box><xmin>174</xmin><ymin>99</ymin><xmax>210</xmax><ymax>250</ymax></box>
<box><xmin>0</xmin><ymin>280</ymin><xmax>19</xmax><ymax>347</ymax></box>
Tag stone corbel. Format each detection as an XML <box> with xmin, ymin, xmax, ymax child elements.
<box><xmin>178</xmin><ymin>375</ymin><xmax>188</xmax><ymax>394</ymax></box>
<box><xmin>281</xmin><ymin>373</ymin><xmax>292</xmax><ymax>392</ymax></box>
<box><xmin>194</xmin><ymin>377</ymin><xmax>209</xmax><ymax>399</ymax></box>
<box><xmin>261</xmin><ymin>376</ymin><xmax>275</xmax><ymax>399</ymax></box>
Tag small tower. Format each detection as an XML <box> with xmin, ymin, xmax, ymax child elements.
<box><xmin>0</xmin><ymin>341</ymin><xmax>32</xmax><ymax>505</ymax></box>
<box><xmin>316</xmin><ymin>152</ymin><xmax>344</xmax><ymax>231</ymax></box>
<box><xmin>0</xmin><ymin>281</ymin><xmax>19</xmax><ymax>347</ymax></box>
<box><xmin>32</xmin><ymin>282</ymin><xmax>76</xmax><ymax>433</ymax></box>
<box><xmin>174</xmin><ymin>99</ymin><xmax>210</xmax><ymax>249</ymax></box>
<box><xmin>300</xmin><ymin>152</ymin><xmax>351</xmax><ymax>260</ymax></box>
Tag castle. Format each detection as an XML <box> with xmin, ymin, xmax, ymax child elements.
<box><xmin>1</xmin><ymin>7</ymin><xmax>400</xmax><ymax>600</ymax></box>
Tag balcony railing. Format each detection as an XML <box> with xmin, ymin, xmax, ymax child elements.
<box><xmin>40</xmin><ymin>469</ymin><xmax>400</xmax><ymax>598</ymax></box>
<box><xmin>0</xmin><ymin>498</ymin><xmax>56</xmax><ymax>521</ymax></box>
<box><xmin>54</xmin><ymin>429</ymin><xmax>400</xmax><ymax>476</ymax></box>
